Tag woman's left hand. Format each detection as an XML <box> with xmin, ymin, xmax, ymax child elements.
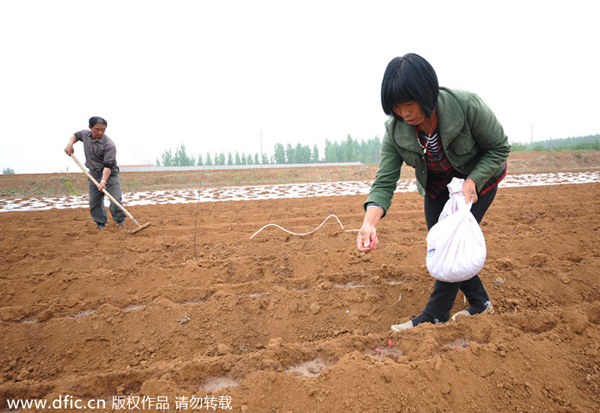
<box><xmin>462</xmin><ymin>178</ymin><xmax>478</xmax><ymax>204</ymax></box>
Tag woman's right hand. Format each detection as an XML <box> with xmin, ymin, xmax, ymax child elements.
<box><xmin>357</xmin><ymin>223</ymin><xmax>379</xmax><ymax>253</ymax></box>
<box><xmin>357</xmin><ymin>205</ymin><xmax>383</xmax><ymax>253</ymax></box>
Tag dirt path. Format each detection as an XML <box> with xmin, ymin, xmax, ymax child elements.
<box><xmin>1</xmin><ymin>180</ymin><xmax>600</xmax><ymax>412</ymax></box>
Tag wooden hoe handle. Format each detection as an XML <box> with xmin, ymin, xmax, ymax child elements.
<box><xmin>69</xmin><ymin>153</ymin><xmax>141</xmax><ymax>226</ymax></box>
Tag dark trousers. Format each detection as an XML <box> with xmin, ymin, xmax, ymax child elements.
<box><xmin>88</xmin><ymin>169</ymin><xmax>126</xmax><ymax>225</ymax></box>
<box><xmin>420</xmin><ymin>185</ymin><xmax>498</xmax><ymax>322</ymax></box>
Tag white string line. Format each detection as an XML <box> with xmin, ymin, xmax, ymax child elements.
<box><xmin>249</xmin><ymin>214</ymin><xmax>359</xmax><ymax>239</ymax></box>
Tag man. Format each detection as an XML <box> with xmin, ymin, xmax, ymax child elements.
<box><xmin>64</xmin><ymin>116</ymin><xmax>126</xmax><ymax>230</ymax></box>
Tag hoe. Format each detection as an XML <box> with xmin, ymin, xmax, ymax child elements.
<box><xmin>70</xmin><ymin>154</ymin><xmax>151</xmax><ymax>234</ymax></box>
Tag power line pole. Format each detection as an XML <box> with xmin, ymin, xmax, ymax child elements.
<box><xmin>530</xmin><ymin>125</ymin><xmax>534</xmax><ymax>147</ymax></box>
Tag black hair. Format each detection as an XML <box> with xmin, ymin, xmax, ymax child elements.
<box><xmin>381</xmin><ymin>53</ymin><xmax>439</xmax><ymax>122</ymax></box>
<box><xmin>89</xmin><ymin>117</ymin><xmax>108</xmax><ymax>128</ymax></box>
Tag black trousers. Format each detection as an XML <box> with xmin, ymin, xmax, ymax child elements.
<box><xmin>88</xmin><ymin>169</ymin><xmax>126</xmax><ymax>225</ymax></box>
<box><xmin>420</xmin><ymin>185</ymin><xmax>498</xmax><ymax>322</ymax></box>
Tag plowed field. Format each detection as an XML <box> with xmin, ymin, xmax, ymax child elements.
<box><xmin>1</xmin><ymin>152</ymin><xmax>600</xmax><ymax>412</ymax></box>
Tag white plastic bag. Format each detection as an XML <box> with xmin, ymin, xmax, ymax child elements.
<box><xmin>426</xmin><ymin>178</ymin><xmax>486</xmax><ymax>282</ymax></box>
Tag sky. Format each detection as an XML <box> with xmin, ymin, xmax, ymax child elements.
<box><xmin>1</xmin><ymin>0</ymin><xmax>598</xmax><ymax>174</ymax></box>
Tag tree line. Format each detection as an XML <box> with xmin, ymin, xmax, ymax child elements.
<box><xmin>155</xmin><ymin>135</ymin><xmax>382</xmax><ymax>167</ymax></box>
<box><xmin>510</xmin><ymin>134</ymin><xmax>600</xmax><ymax>152</ymax></box>
<box><xmin>154</xmin><ymin>133</ymin><xmax>600</xmax><ymax>168</ymax></box>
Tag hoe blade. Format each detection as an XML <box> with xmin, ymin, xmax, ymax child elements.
<box><xmin>129</xmin><ymin>222</ymin><xmax>151</xmax><ymax>234</ymax></box>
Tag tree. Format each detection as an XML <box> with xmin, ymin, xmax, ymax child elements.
<box><xmin>296</xmin><ymin>143</ymin><xmax>311</xmax><ymax>163</ymax></box>
<box><xmin>285</xmin><ymin>144</ymin><xmax>296</xmax><ymax>164</ymax></box>
<box><xmin>3</xmin><ymin>167</ymin><xmax>15</xmax><ymax>174</ymax></box>
<box><xmin>311</xmin><ymin>144</ymin><xmax>319</xmax><ymax>163</ymax></box>
<box><xmin>322</xmin><ymin>136</ymin><xmax>381</xmax><ymax>164</ymax></box>
<box><xmin>510</xmin><ymin>142</ymin><xmax>528</xmax><ymax>152</ymax></box>
<box><xmin>324</xmin><ymin>139</ymin><xmax>333</xmax><ymax>162</ymax></box>
<box><xmin>174</xmin><ymin>143</ymin><xmax>195</xmax><ymax>166</ymax></box>
<box><xmin>205</xmin><ymin>152</ymin><xmax>213</xmax><ymax>166</ymax></box>
<box><xmin>368</xmin><ymin>136</ymin><xmax>381</xmax><ymax>164</ymax></box>
<box><xmin>158</xmin><ymin>144</ymin><xmax>196</xmax><ymax>166</ymax></box>
<box><xmin>324</xmin><ymin>139</ymin><xmax>342</xmax><ymax>162</ymax></box>
<box><xmin>152</xmin><ymin>133</ymin><xmax>392</xmax><ymax>168</ymax></box>
<box><xmin>197</xmin><ymin>154</ymin><xmax>204</xmax><ymax>166</ymax></box>
<box><xmin>341</xmin><ymin>135</ymin><xmax>360</xmax><ymax>162</ymax></box>
<box><xmin>273</xmin><ymin>143</ymin><xmax>286</xmax><ymax>164</ymax></box>
<box><xmin>161</xmin><ymin>148</ymin><xmax>174</xmax><ymax>166</ymax></box>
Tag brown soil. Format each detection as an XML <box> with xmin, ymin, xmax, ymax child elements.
<box><xmin>1</xmin><ymin>153</ymin><xmax>600</xmax><ymax>412</ymax></box>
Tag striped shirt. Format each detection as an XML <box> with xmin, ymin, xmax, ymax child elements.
<box><xmin>418</xmin><ymin>126</ymin><xmax>442</xmax><ymax>159</ymax></box>
<box><xmin>417</xmin><ymin>126</ymin><xmax>507</xmax><ymax>199</ymax></box>
<box><xmin>366</xmin><ymin>126</ymin><xmax>507</xmax><ymax>212</ymax></box>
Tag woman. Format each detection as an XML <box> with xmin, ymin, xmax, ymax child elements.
<box><xmin>357</xmin><ymin>53</ymin><xmax>510</xmax><ymax>331</ymax></box>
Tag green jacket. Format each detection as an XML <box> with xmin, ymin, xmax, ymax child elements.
<box><xmin>366</xmin><ymin>87</ymin><xmax>510</xmax><ymax>216</ymax></box>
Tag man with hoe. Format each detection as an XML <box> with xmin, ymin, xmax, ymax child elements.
<box><xmin>64</xmin><ymin>116</ymin><xmax>126</xmax><ymax>230</ymax></box>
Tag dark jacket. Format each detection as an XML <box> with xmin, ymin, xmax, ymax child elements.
<box><xmin>366</xmin><ymin>87</ymin><xmax>510</xmax><ymax>216</ymax></box>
